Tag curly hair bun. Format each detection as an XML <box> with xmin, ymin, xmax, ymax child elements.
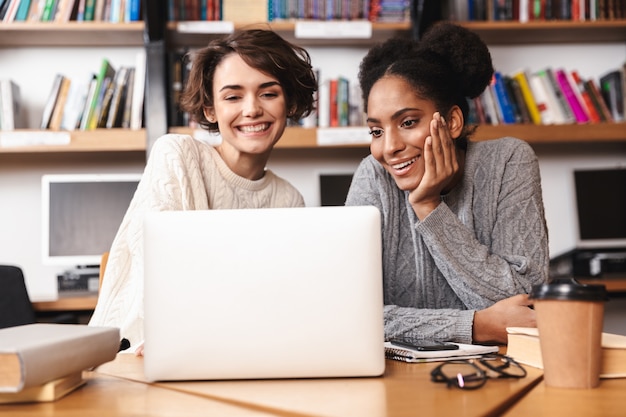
<box><xmin>419</xmin><ymin>22</ymin><xmax>494</xmax><ymax>99</ymax></box>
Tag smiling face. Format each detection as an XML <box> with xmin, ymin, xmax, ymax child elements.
<box><xmin>366</xmin><ymin>75</ymin><xmax>439</xmax><ymax>191</ymax></box>
<box><xmin>206</xmin><ymin>53</ymin><xmax>288</xmax><ymax>161</ymax></box>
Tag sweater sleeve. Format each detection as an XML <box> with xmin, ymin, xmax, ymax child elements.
<box><xmin>89</xmin><ymin>135</ymin><xmax>209</xmax><ymax>346</ymax></box>
<box><xmin>417</xmin><ymin>139</ymin><xmax>549</xmax><ymax>310</ymax></box>
<box><xmin>346</xmin><ymin>157</ymin><xmax>476</xmax><ymax>344</ymax></box>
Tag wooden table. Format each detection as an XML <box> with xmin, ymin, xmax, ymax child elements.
<box><xmin>31</xmin><ymin>295</ymin><xmax>98</xmax><ymax>312</ymax></box>
<box><xmin>1</xmin><ymin>353</ymin><xmax>544</xmax><ymax>417</ymax></box>
<box><xmin>504</xmin><ymin>377</ymin><xmax>626</xmax><ymax>416</ymax></box>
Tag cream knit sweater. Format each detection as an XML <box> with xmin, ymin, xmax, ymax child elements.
<box><xmin>89</xmin><ymin>134</ymin><xmax>304</xmax><ymax>346</ymax></box>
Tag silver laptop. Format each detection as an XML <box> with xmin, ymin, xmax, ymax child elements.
<box><xmin>142</xmin><ymin>206</ymin><xmax>385</xmax><ymax>381</ymax></box>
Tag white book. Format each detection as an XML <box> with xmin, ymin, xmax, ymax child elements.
<box><xmin>528</xmin><ymin>72</ymin><xmax>556</xmax><ymax>125</ymax></box>
<box><xmin>61</xmin><ymin>74</ymin><xmax>93</xmax><ymax>131</ymax></box>
<box><xmin>535</xmin><ymin>70</ymin><xmax>567</xmax><ymax>124</ymax></box>
<box><xmin>130</xmin><ymin>50</ymin><xmax>146</xmax><ymax>130</ymax></box>
<box><xmin>317</xmin><ymin>78</ymin><xmax>330</xmax><ymax>128</ymax></box>
<box><xmin>479</xmin><ymin>86</ymin><xmax>499</xmax><ymax>125</ymax></box>
<box><xmin>0</xmin><ymin>79</ymin><xmax>23</xmax><ymax>131</ymax></box>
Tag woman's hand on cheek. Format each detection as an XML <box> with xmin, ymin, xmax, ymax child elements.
<box><xmin>409</xmin><ymin>112</ymin><xmax>459</xmax><ymax>220</ymax></box>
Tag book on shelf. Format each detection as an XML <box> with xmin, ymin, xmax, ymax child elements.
<box><xmin>130</xmin><ymin>49</ymin><xmax>145</xmax><ymax>130</ymax></box>
<box><xmin>40</xmin><ymin>73</ymin><xmax>65</xmax><ymax>130</ymax></box>
<box><xmin>533</xmin><ymin>69</ymin><xmax>570</xmax><ymax>124</ymax></box>
<box><xmin>570</xmin><ymin>70</ymin><xmax>602</xmax><ymax>123</ymax></box>
<box><xmin>83</xmin><ymin>0</ymin><xmax>96</xmax><ymax>21</ymax></box>
<box><xmin>317</xmin><ymin>77</ymin><xmax>330</xmax><ymax>128</ymax></box>
<box><xmin>120</xmin><ymin>67</ymin><xmax>135</xmax><ymax>128</ymax></box>
<box><xmin>479</xmin><ymin>83</ymin><xmax>500</xmax><ymax>125</ymax></box>
<box><xmin>491</xmin><ymin>71</ymin><xmax>517</xmax><ymax>124</ymax></box>
<box><xmin>54</xmin><ymin>0</ymin><xmax>77</xmax><ymax>22</ymax></box>
<box><xmin>384</xmin><ymin>341</ymin><xmax>499</xmax><ymax>363</ymax></box>
<box><xmin>0</xmin><ymin>79</ymin><xmax>25</xmax><ymax>131</ymax></box>
<box><xmin>14</xmin><ymin>0</ymin><xmax>33</xmax><ymax>21</ymax></box>
<box><xmin>584</xmin><ymin>77</ymin><xmax>614</xmax><ymax>123</ymax></box>
<box><xmin>511</xmin><ymin>70</ymin><xmax>542</xmax><ymax>125</ymax></box>
<box><xmin>555</xmin><ymin>68</ymin><xmax>590</xmax><ymax>124</ymax></box>
<box><xmin>40</xmin><ymin>0</ymin><xmax>58</xmax><ymax>21</ymax></box>
<box><xmin>48</xmin><ymin>76</ymin><xmax>72</xmax><ymax>131</ymax></box>
<box><xmin>0</xmin><ymin>372</ymin><xmax>85</xmax><ymax>404</ymax></box>
<box><xmin>505</xmin><ymin>75</ymin><xmax>532</xmax><ymax>124</ymax></box>
<box><xmin>85</xmin><ymin>58</ymin><xmax>116</xmax><ymax>130</ymax></box>
<box><xmin>26</xmin><ymin>0</ymin><xmax>44</xmax><ymax>21</ymax></box>
<box><xmin>1</xmin><ymin>0</ymin><xmax>21</xmax><ymax>22</ymax></box>
<box><xmin>599</xmin><ymin>68</ymin><xmax>625</xmax><ymax>122</ymax></box>
<box><xmin>61</xmin><ymin>74</ymin><xmax>94</xmax><ymax>131</ymax></box>
<box><xmin>506</xmin><ymin>327</ymin><xmax>626</xmax><ymax>379</ymax></box>
<box><xmin>0</xmin><ymin>323</ymin><xmax>119</xmax><ymax>393</ymax></box>
<box><xmin>528</xmin><ymin>70</ymin><xmax>561</xmax><ymax>125</ymax></box>
<box><xmin>544</xmin><ymin>67</ymin><xmax>577</xmax><ymax>124</ymax></box>
<box><xmin>105</xmin><ymin>66</ymin><xmax>130</xmax><ymax>128</ymax></box>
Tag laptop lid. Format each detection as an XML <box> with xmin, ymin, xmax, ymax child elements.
<box><xmin>143</xmin><ymin>206</ymin><xmax>385</xmax><ymax>381</ymax></box>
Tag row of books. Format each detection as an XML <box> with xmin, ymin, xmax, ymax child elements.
<box><xmin>470</xmin><ymin>66</ymin><xmax>626</xmax><ymax>127</ymax></box>
<box><xmin>40</xmin><ymin>53</ymin><xmax>145</xmax><ymax>132</ymax></box>
<box><xmin>166</xmin><ymin>0</ymin><xmax>411</xmax><ymax>23</ymax></box>
<box><xmin>0</xmin><ymin>0</ymin><xmax>141</xmax><ymax>23</ymax></box>
<box><xmin>444</xmin><ymin>0</ymin><xmax>626</xmax><ymax>22</ymax></box>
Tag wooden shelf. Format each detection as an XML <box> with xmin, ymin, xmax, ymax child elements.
<box><xmin>166</xmin><ymin>21</ymin><xmax>412</xmax><ymax>47</ymax></box>
<box><xmin>170</xmin><ymin>123</ymin><xmax>626</xmax><ymax>150</ymax></box>
<box><xmin>460</xmin><ymin>20</ymin><xmax>626</xmax><ymax>44</ymax></box>
<box><xmin>1</xmin><ymin>19</ymin><xmax>624</xmax><ymax>47</ymax></box>
<box><xmin>473</xmin><ymin>122</ymin><xmax>626</xmax><ymax>143</ymax></box>
<box><xmin>0</xmin><ymin>129</ymin><xmax>146</xmax><ymax>154</ymax></box>
<box><xmin>0</xmin><ymin>22</ymin><xmax>145</xmax><ymax>46</ymax></box>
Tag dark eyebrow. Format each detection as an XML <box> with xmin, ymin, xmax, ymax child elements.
<box><xmin>367</xmin><ymin>108</ymin><xmax>419</xmax><ymax>124</ymax></box>
<box><xmin>219</xmin><ymin>81</ymin><xmax>281</xmax><ymax>92</ymax></box>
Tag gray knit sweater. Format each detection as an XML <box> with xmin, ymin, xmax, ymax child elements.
<box><xmin>346</xmin><ymin>137</ymin><xmax>549</xmax><ymax>344</ymax></box>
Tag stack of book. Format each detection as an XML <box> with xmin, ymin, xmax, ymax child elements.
<box><xmin>0</xmin><ymin>323</ymin><xmax>120</xmax><ymax>404</ymax></box>
<box><xmin>506</xmin><ymin>327</ymin><xmax>626</xmax><ymax>378</ymax></box>
<box><xmin>470</xmin><ymin>65</ymin><xmax>625</xmax><ymax>126</ymax></box>
<box><xmin>40</xmin><ymin>52</ymin><xmax>146</xmax><ymax>132</ymax></box>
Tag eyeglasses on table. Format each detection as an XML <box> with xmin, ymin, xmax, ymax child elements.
<box><xmin>430</xmin><ymin>353</ymin><xmax>527</xmax><ymax>390</ymax></box>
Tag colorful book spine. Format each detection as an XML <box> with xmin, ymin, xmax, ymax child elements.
<box><xmin>511</xmin><ymin>70</ymin><xmax>542</xmax><ymax>125</ymax></box>
<box><xmin>555</xmin><ymin>68</ymin><xmax>590</xmax><ymax>123</ymax></box>
<box><xmin>570</xmin><ymin>71</ymin><xmax>601</xmax><ymax>123</ymax></box>
<box><xmin>492</xmin><ymin>72</ymin><xmax>517</xmax><ymax>124</ymax></box>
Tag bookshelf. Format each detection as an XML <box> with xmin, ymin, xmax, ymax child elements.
<box><xmin>159</xmin><ymin>18</ymin><xmax>626</xmax><ymax>150</ymax></box>
<box><xmin>0</xmin><ymin>22</ymin><xmax>145</xmax><ymax>46</ymax></box>
<box><xmin>2</xmin><ymin>18</ymin><xmax>625</xmax><ymax>155</ymax></box>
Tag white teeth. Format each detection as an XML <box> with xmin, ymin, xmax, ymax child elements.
<box><xmin>240</xmin><ymin>123</ymin><xmax>268</xmax><ymax>133</ymax></box>
<box><xmin>392</xmin><ymin>157</ymin><xmax>417</xmax><ymax>170</ymax></box>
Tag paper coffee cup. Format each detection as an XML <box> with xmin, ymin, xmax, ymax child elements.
<box><xmin>530</xmin><ymin>278</ymin><xmax>607</xmax><ymax>389</ymax></box>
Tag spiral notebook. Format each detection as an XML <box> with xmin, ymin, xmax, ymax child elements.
<box><xmin>142</xmin><ymin>206</ymin><xmax>386</xmax><ymax>381</ymax></box>
<box><xmin>384</xmin><ymin>342</ymin><xmax>499</xmax><ymax>363</ymax></box>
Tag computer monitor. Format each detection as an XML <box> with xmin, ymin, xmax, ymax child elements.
<box><xmin>41</xmin><ymin>173</ymin><xmax>141</xmax><ymax>267</ymax></box>
<box><xmin>574</xmin><ymin>167</ymin><xmax>626</xmax><ymax>249</ymax></box>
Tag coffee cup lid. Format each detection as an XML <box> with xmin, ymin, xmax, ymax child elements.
<box><xmin>529</xmin><ymin>278</ymin><xmax>607</xmax><ymax>302</ymax></box>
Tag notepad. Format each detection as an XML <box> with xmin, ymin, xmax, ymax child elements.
<box><xmin>385</xmin><ymin>342</ymin><xmax>499</xmax><ymax>363</ymax></box>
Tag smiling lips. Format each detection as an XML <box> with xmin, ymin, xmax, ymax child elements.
<box><xmin>238</xmin><ymin>123</ymin><xmax>270</xmax><ymax>133</ymax></box>
<box><xmin>390</xmin><ymin>156</ymin><xmax>419</xmax><ymax>173</ymax></box>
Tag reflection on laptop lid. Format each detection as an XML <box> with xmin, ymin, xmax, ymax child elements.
<box><xmin>143</xmin><ymin>206</ymin><xmax>385</xmax><ymax>381</ymax></box>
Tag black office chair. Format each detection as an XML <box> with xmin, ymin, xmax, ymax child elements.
<box><xmin>0</xmin><ymin>265</ymin><xmax>37</xmax><ymax>329</ymax></box>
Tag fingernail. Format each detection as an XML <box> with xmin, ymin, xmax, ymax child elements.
<box><xmin>441</xmin><ymin>116</ymin><xmax>446</xmax><ymax>126</ymax></box>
